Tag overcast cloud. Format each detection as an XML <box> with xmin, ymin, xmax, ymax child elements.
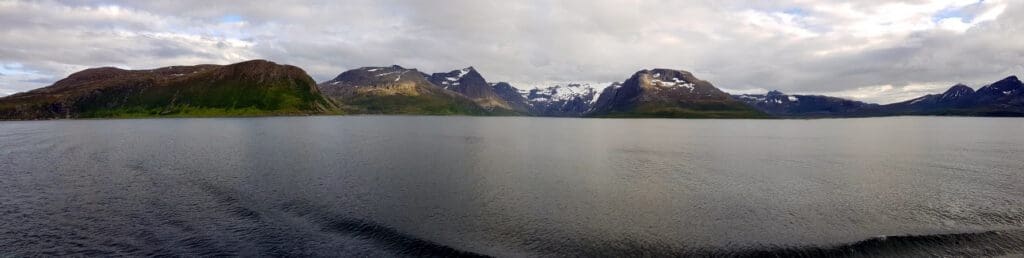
<box><xmin>0</xmin><ymin>0</ymin><xmax>1021</xmax><ymax>103</ymax></box>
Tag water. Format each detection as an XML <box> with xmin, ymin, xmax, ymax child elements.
<box><xmin>1</xmin><ymin>116</ymin><xmax>1023</xmax><ymax>257</ymax></box>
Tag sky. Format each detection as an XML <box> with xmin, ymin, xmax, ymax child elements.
<box><xmin>0</xmin><ymin>0</ymin><xmax>1021</xmax><ymax>104</ymax></box>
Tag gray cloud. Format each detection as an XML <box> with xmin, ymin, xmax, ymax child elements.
<box><xmin>1</xmin><ymin>0</ymin><xmax>1021</xmax><ymax>104</ymax></box>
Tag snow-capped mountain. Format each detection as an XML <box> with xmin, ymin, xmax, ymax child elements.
<box><xmin>525</xmin><ymin>83</ymin><xmax>601</xmax><ymax>103</ymax></box>
<box><xmin>427</xmin><ymin>67</ymin><xmax>514</xmax><ymax>111</ymax></box>
<box><xmin>429</xmin><ymin>67</ymin><xmax>473</xmax><ymax>91</ymax></box>
<box><xmin>523</xmin><ymin>83</ymin><xmax>604</xmax><ymax>117</ymax></box>
<box><xmin>589</xmin><ymin>68</ymin><xmax>761</xmax><ymax>118</ymax></box>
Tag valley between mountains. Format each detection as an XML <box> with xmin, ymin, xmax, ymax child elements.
<box><xmin>1</xmin><ymin>59</ymin><xmax>1022</xmax><ymax>120</ymax></box>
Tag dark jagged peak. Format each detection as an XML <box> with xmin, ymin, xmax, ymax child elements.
<box><xmin>428</xmin><ymin>67</ymin><xmax>486</xmax><ymax>92</ymax></box>
<box><xmin>427</xmin><ymin>67</ymin><xmax>512</xmax><ymax>110</ymax></box>
<box><xmin>490</xmin><ymin>82</ymin><xmax>527</xmax><ymax>99</ymax></box>
<box><xmin>736</xmin><ymin>90</ymin><xmax>799</xmax><ymax>105</ymax></box>
<box><xmin>490</xmin><ymin>82</ymin><xmax>517</xmax><ymax>92</ymax></box>
<box><xmin>939</xmin><ymin>84</ymin><xmax>974</xmax><ymax>101</ymax></box>
<box><xmin>896</xmin><ymin>83</ymin><xmax>975</xmax><ymax>107</ymax></box>
<box><xmin>489</xmin><ymin>82</ymin><xmax>532</xmax><ymax>113</ymax></box>
<box><xmin>975</xmin><ymin>75</ymin><xmax>1022</xmax><ymax>97</ymax></box>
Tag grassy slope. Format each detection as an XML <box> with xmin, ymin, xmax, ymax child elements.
<box><xmin>79</xmin><ymin>77</ymin><xmax>337</xmax><ymax>118</ymax></box>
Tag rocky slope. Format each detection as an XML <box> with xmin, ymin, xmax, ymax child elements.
<box><xmin>318</xmin><ymin>66</ymin><xmax>489</xmax><ymax>115</ymax></box>
<box><xmin>427</xmin><ymin>67</ymin><xmax>517</xmax><ymax>113</ymax></box>
<box><xmin>0</xmin><ymin>60</ymin><xmax>337</xmax><ymax>120</ymax></box>
<box><xmin>490</xmin><ymin>82</ymin><xmax>533</xmax><ymax>113</ymax></box>
<box><xmin>734</xmin><ymin>90</ymin><xmax>879</xmax><ymax>117</ymax></box>
<box><xmin>588</xmin><ymin>69</ymin><xmax>765</xmax><ymax>118</ymax></box>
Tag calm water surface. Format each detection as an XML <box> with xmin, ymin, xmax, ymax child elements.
<box><xmin>1</xmin><ymin>116</ymin><xmax>1023</xmax><ymax>256</ymax></box>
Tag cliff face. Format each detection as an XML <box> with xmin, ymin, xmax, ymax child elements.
<box><xmin>0</xmin><ymin>60</ymin><xmax>338</xmax><ymax>120</ymax></box>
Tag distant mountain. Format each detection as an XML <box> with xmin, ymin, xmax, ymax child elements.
<box><xmin>318</xmin><ymin>65</ymin><xmax>489</xmax><ymax>115</ymax></box>
<box><xmin>490</xmin><ymin>82</ymin><xmax>533</xmax><ymax>113</ymax></box>
<box><xmin>588</xmin><ymin>69</ymin><xmax>765</xmax><ymax>118</ymax></box>
<box><xmin>882</xmin><ymin>76</ymin><xmax>1023</xmax><ymax>116</ymax></box>
<box><xmin>427</xmin><ymin>67</ymin><xmax>516</xmax><ymax>113</ymax></box>
<box><xmin>734</xmin><ymin>90</ymin><xmax>879</xmax><ymax>117</ymax></box>
<box><xmin>0</xmin><ymin>60</ymin><xmax>337</xmax><ymax>120</ymax></box>
<box><xmin>523</xmin><ymin>83</ymin><xmax>603</xmax><ymax>117</ymax></box>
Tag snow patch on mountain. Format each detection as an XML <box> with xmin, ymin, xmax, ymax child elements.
<box><xmin>438</xmin><ymin>67</ymin><xmax>473</xmax><ymax>88</ymax></box>
<box><xmin>525</xmin><ymin>83</ymin><xmax>601</xmax><ymax>104</ymax></box>
<box><xmin>651</xmin><ymin>77</ymin><xmax>695</xmax><ymax>91</ymax></box>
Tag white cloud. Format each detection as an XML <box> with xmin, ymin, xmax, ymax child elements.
<box><xmin>0</xmin><ymin>0</ymin><xmax>1021</xmax><ymax>104</ymax></box>
<box><xmin>804</xmin><ymin>82</ymin><xmax>956</xmax><ymax>104</ymax></box>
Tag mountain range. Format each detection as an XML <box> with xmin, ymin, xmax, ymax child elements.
<box><xmin>879</xmin><ymin>76</ymin><xmax>1024</xmax><ymax>116</ymax></box>
<box><xmin>1</xmin><ymin>59</ymin><xmax>1021</xmax><ymax>120</ymax></box>
<box><xmin>733</xmin><ymin>91</ymin><xmax>880</xmax><ymax>117</ymax></box>
<box><xmin>734</xmin><ymin>76</ymin><xmax>1024</xmax><ymax>117</ymax></box>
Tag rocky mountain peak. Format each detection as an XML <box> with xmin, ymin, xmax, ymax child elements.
<box><xmin>975</xmin><ymin>75</ymin><xmax>1022</xmax><ymax>97</ymax></box>
<box><xmin>426</xmin><ymin>67</ymin><xmax>511</xmax><ymax>110</ymax></box>
<box><xmin>940</xmin><ymin>84</ymin><xmax>975</xmax><ymax>101</ymax></box>
<box><xmin>326</xmin><ymin>65</ymin><xmax>427</xmax><ymax>86</ymax></box>
<box><xmin>429</xmin><ymin>67</ymin><xmax>484</xmax><ymax>90</ymax></box>
<box><xmin>635</xmin><ymin>69</ymin><xmax>699</xmax><ymax>90</ymax></box>
<box><xmin>490</xmin><ymin>82</ymin><xmax>520</xmax><ymax>96</ymax></box>
<box><xmin>489</xmin><ymin>82</ymin><xmax>532</xmax><ymax>113</ymax></box>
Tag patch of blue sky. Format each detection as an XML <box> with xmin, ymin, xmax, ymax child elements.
<box><xmin>933</xmin><ymin>0</ymin><xmax>984</xmax><ymax>22</ymax></box>
<box><xmin>0</xmin><ymin>63</ymin><xmax>33</xmax><ymax>76</ymax></box>
<box><xmin>782</xmin><ymin>7</ymin><xmax>807</xmax><ymax>17</ymax></box>
<box><xmin>219</xmin><ymin>14</ymin><xmax>245</xmax><ymax>23</ymax></box>
<box><xmin>776</xmin><ymin>7</ymin><xmax>830</xmax><ymax>34</ymax></box>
